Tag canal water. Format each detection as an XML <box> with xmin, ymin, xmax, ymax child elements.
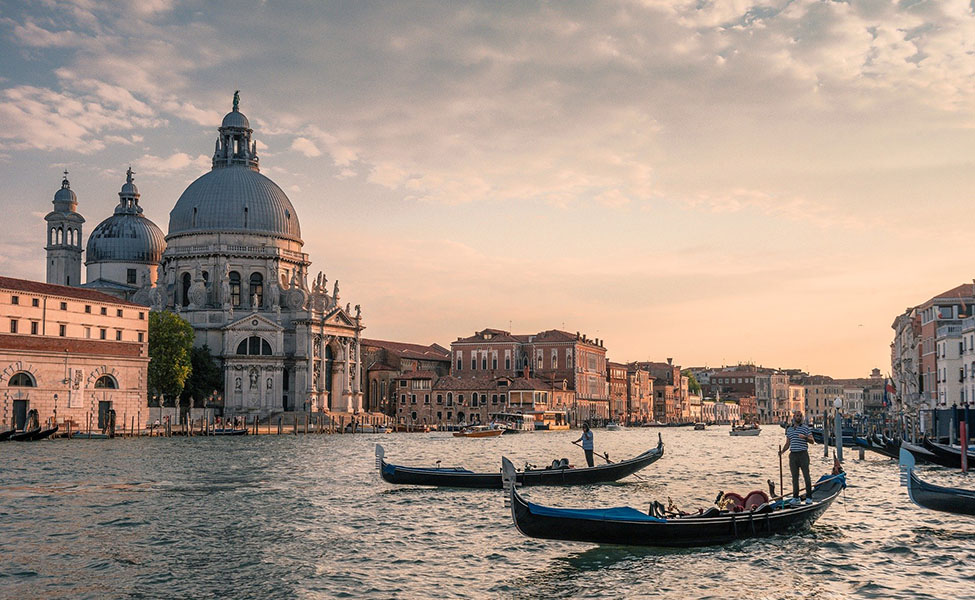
<box><xmin>1</xmin><ymin>427</ymin><xmax>973</xmax><ymax>599</ymax></box>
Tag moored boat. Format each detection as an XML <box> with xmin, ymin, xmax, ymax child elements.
<box><xmin>919</xmin><ymin>437</ymin><xmax>975</xmax><ymax>469</ymax></box>
<box><xmin>606</xmin><ymin>422</ymin><xmax>623</xmax><ymax>431</ymax></box>
<box><xmin>501</xmin><ymin>456</ymin><xmax>846</xmax><ymax>547</ymax></box>
<box><xmin>0</xmin><ymin>429</ymin><xmax>15</xmax><ymax>441</ymax></box>
<box><xmin>376</xmin><ymin>434</ymin><xmax>664</xmax><ymax>489</ymax></box>
<box><xmin>211</xmin><ymin>427</ymin><xmax>249</xmax><ymax>436</ymax></box>
<box><xmin>899</xmin><ymin>448</ymin><xmax>975</xmax><ymax>516</ymax></box>
<box><xmin>453</xmin><ymin>425</ymin><xmax>505</xmax><ymax>438</ymax></box>
<box><xmin>693</xmin><ymin>423</ymin><xmax>706</xmax><ymax>431</ymax></box>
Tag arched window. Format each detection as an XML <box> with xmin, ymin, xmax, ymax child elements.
<box><xmin>236</xmin><ymin>336</ymin><xmax>272</xmax><ymax>356</ymax></box>
<box><xmin>94</xmin><ymin>375</ymin><xmax>117</xmax><ymax>389</ymax></box>
<box><xmin>229</xmin><ymin>271</ymin><xmax>241</xmax><ymax>307</ymax></box>
<box><xmin>8</xmin><ymin>372</ymin><xmax>35</xmax><ymax>387</ymax></box>
<box><xmin>249</xmin><ymin>273</ymin><xmax>263</xmax><ymax>308</ymax></box>
<box><xmin>181</xmin><ymin>272</ymin><xmax>191</xmax><ymax>306</ymax></box>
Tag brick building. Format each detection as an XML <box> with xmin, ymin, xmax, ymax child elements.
<box><xmin>361</xmin><ymin>339</ymin><xmax>450</xmax><ymax>415</ymax></box>
<box><xmin>0</xmin><ymin>276</ymin><xmax>148</xmax><ymax>432</ymax></box>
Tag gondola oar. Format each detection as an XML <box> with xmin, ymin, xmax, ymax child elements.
<box><xmin>573</xmin><ymin>440</ymin><xmax>648</xmax><ymax>482</ymax></box>
<box><xmin>778</xmin><ymin>445</ymin><xmax>785</xmax><ymax>503</ymax></box>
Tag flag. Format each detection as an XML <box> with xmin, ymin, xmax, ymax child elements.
<box><xmin>883</xmin><ymin>378</ymin><xmax>895</xmax><ymax>407</ymax></box>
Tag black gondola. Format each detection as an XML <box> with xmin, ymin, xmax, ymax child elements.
<box><xmin>12</xmin><ymin>424</ymin><xmax>59</xmax><ymax>441</ymax></box>
<box><xmin>853</xmin><ymin>433</ymin><xmax>900</xmax><ymax>460</ymax></box>
<box><xmin>899</xmin><ymin>448</ymin><xmax>975</xmax><ymax>516</ymax></box>
<box><xmin>919</xmin><ymin>438</ymin><xmax>975</xmax><ymax>470</ymax></box>
<box><xmin>0</xmin><ymin>429</ymin><xmax>15</xmax><ymax>441</ymax></box>
<box><xmin>500</xmin><ymin>456</ymin><xmax>846</xmax><ymax>547</ymax></box>
<box><xmin>376</xmin><ymin>434</ymin><xmax>664</xmax><ymax>489</ymax></box>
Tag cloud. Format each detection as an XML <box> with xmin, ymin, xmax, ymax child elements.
<box><xmin>134</xmin><ymin>152</ymin><xmax>210</xmax><ymax>176</ymax></box>
<box><xmin>290</xmin><ymin>137</ymin><xmax>322</xmax><ymax>157</ymax></box>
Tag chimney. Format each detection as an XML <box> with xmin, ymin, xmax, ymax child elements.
<box><xmin>667</xmin><ymin>357</ymin><xmax>673</xmax><ymax>365</ymax></box>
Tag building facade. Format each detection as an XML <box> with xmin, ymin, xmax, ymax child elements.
<box><xmin>1</xmin><ymin>276</ymin><xmax>148</xmax><ymax>432</ymax></box>
<box><xmin>39</xmin><ymin>95</ymin><xmax>367</xmax><ymax>417</ymax></box>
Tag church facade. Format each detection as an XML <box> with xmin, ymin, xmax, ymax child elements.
<box><xmin>42</xmin><ymin>94</ymin><xmax>365</xmax><ymax>416</ymax></box>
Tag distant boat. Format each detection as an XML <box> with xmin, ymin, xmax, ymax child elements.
<box><xmin>606</xmin><ymin>422</ymin><xmax>623</xmax><ymax>431</ymax></box>
<box><xmin>211</xmin><ymin>427</ymin><xmax>249</xmax><ymax>436</ymax></box>
<box><xmin>900</xmin><ymin>448</ymin><xmax>975</xmax><ymax>516</ymax></box>
<box><xmin>730</xmin><ymin>424</ymin><xmax>761</xmax><ymax>437</ymax></box>
<box><xmin>453</xmin><ymin>424</ymin><xmax>505</xmax><ymax>438</ymax></box>
<box><xmin>693</xmin><ymin>423</ymin><xmax>706</xmax><ymax>431</ymax></box>
<box><xmin>70</xmin><ymin>430</ymin><xmax>111</xmax><ymax>439</ymax></box>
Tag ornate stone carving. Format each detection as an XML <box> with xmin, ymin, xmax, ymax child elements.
<box><xmin>267</xmin><ymin>267</ymin><xmax>281</xmax><ymax>309</ymax></box>
<box><xmin>188</xmin><ymin>263</ymin><xmax>207</xmax><ymax>308</ymax></box>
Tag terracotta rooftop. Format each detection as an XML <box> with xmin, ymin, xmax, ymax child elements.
<box><xmin>0</xmin><ymin>334</ymin><xmax>146</xmax><ymax>358</ymax></box>
<box><xmin>393</xmin><ymin>370</ymin><xmax>439</xmax><ymax>380</ymax></box>
<box><xmin>0</xmin><ymin>275</ymin><xmax>144</xmax><ymax>307</ymax></box>
<box><xmin>361</xmin><ymin>338</ymin><xmax>450</xmax><ymax>361</ymax></box>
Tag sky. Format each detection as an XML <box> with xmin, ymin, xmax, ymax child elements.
<box><xmin>1</xmin><ymin>0</ymin><xmax>973</xmax><ymax>378</ymax></box>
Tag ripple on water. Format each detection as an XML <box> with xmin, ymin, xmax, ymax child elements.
<box><xmin>1</xmin><ymin>430</ymin><xmax>974</xmax><ymax>599</ymax></box>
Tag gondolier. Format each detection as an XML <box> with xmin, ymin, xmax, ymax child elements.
<box><xmin>575</xmin><ymin>423</ymin><xmax>595</xmax><ymax>467</ymax></box>
<box><xmin>780</xmin><ymin>411</ymin><xmax>814</xmax><ymax>502</ymax></box>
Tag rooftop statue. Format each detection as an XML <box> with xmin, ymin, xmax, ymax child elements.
<box><xmin>233</xmin><ymin>90</ymin><xmax>240</xmax><ymax>111</ymax></box>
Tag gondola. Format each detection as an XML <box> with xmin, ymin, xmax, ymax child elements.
<box><xmin>9</xmin><ymin>427</ymin><xmax>41</xmax><ymax>441</ymax></box>
<box><xmin>376</xmin><ymin>434</ymin><xmax>664</xmax><ymax>489</ymax></box>
<box><xmin>853</xmin><ymin>433</ymin><xmax>899</xmax><ymax>459</ymax></box>
<box><xmin>0</xmin><ymin>429</ymin><xmax>15</xmax><ymax>441</ymax></box>
<box><xmin>899</xmin><ymin>448</ymin><xmax>975</xmax><ymax>516</ymax></box>
<box><xmin>26</xmin><ymin>424</ymin><xmax>58</xmax><ymax>441</ymax></box>
<box><xmin>900</xmin><ymin>439</ymin><xmax>941</xmax><ymax>465</ymax></box>
<box><xmin>501</xmin><ymin>456</ymin><xmax>846</xmax><ymax>547</ymax></box>
<box><xmin>920</xmin><ymin>437</ymin><xmax>975</xmax><ymax>470</ymax></box>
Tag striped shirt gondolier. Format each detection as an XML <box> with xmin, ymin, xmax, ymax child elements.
<box><xmin>786</xmin><ymin>424</ymin><xmax>811</xmax><ymax>452</ymax></box>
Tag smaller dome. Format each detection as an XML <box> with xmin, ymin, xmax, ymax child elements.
<box><xmin>222</xmin><ymin>109</ymin><xmax>250</xmax><ymax>129</ymax></box>
<box><xmin>86</xmin><ymin>169</ymin><xmax>166</xmax><ymax>265</ymax></box>
<box><xmin>53</xmin><ymin>173</ymin><xmax>78</xmax><ymax>211</ymax></box>
<box><xmin>86</xmin><ymin>214</ymin><xmax>166</xmax><ymax>265</ymax></box>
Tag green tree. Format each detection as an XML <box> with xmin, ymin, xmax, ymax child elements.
<box><xmin>148</xmin><ymin>311</ymin><xmax>194</xmax><ymax>406</ymax></box>
<box><xmin>181</xmin><ymin>344</ymin><xmax>223</xmax><ymax>408</ymax></box>
<box><xmin>682</xmin><ymin>370</ymin><xmax>702</xmax><ymax>395</ymax></box>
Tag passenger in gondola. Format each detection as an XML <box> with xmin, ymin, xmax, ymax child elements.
<box><xmin>575</xmin><ymin>422</ymin><xmax>595</xmax><ymax>467</ymax></box>
<box><xmin>780</xmin><ymin>411</ymin><xmax>814</xmax><ymax>503</ymax></box>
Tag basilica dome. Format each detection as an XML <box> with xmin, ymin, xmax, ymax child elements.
<box><xmin>167</xmin><ymin>95</ymin><xmax>302</xmax><ymax>243</ymax></box>
<box><xmin>168</xmin><ymin>166</ymin><xmax>301</xmax><ymax>241</ymax></box>
<box><xmin>86</xmin><ymin>168</ymin><xmax>166</xmax><ymax>264</ymax></box>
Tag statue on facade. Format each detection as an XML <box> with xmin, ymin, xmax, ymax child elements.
<box><xmin>251</xmin><ymin>291</ymin><xmax>260</xmax><ymax>311</ymax></box>
<box><xmin>233</xmin><ymin>90</ymin><xmax>240</xmax><ymax>111</ymax></box>
<box><xmin>267</xmin><ymin>267</ymin><xmax>281</xmax><ymax>309</ymax></box>
<box><xmin>332</xmin><ymin>280</ymin><xmax>340</xmax><ymax>306</ymax></box>
<box><xmin>221</xmin><ymin>265</ymin><xmax>232</xmax><ymax>309</ymax></box>
<box><xmin>249</xmin><ymin>368</ymin><xmax>258</xmax><ymax>389</ymax></box>
<box><xmin>235</xmin><ymin>377</ymin><xmax>242</xmax><ymax>391</ymax></box>
<box><xmin>355</xmin><ymin>304</ymin><xmax>361</xmax><ymax>320</ymax></box>
<box><xmin>266</xmin><ymin>377</ymin><xmax>272</xmax><ymax>390</ymax></box>
<box><xmin>187</xmin><ymin>262</ymin><xmax>207</xmax><ymax>308</ymax></box>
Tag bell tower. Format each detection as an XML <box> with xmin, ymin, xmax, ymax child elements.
<box><xmin>45</xmin><ymin>171</ymin><xmax>86</xmax><ymax>286</ymax></box>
